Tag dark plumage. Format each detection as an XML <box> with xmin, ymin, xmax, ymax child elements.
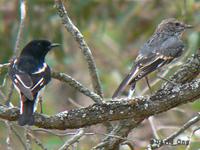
<box><xmin>112</xmin><ymin>18</ymin><xmax>192</xmax><ymax>98</ymax></box>
<box><xmin>9</xmin><ymin>40</ymin><xmax>59</xmax><ymax>126</ymax></box>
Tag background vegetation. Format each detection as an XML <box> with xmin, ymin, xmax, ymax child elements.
<box><xmin>0</xmin><ymin>0</ymin><xmax>199</xmax><ymax>149</ymax></box>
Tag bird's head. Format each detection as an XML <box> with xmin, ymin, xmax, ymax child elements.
<box><xmin>20</xmin><ymin>40</ymin><xmax>59</xmax><ymax>61</ymax></box>
<box><xmin>155</xmin><ymin>18</ymin><xmax>193</xmax><ymax>36</ymax></box>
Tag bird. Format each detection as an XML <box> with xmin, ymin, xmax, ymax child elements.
<box><xmin>112</xmin><ymin>18</ymin><xmax>192</xmax><ymax>98</ymax></box>
<box><xmin>9</xmin><ymin>40</ymin><xmax>59</xmax><ymax>126</ymax></box>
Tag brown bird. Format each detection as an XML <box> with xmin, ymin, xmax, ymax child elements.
<box><xmin>112</xmin><ymin>18</ymin><xmax>192</xmax><ymax>98</ymax></box>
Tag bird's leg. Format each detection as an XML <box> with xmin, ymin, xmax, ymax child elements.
<box><xmin>145</xmin><ymin>76</ymin><xmax>153</xmax><ymax>94</ymax></box>
<box><xmin>39</xmin><ymin>96</ymin><xmax>43</xmax><ymax>113</ymax></box>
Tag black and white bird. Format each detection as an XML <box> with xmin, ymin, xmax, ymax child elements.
<box><xmin>9</xmin><ymin>40</ymin><xmax>59</xmax><ymax>126</ymax></box>
<box><xmin>112</xmin><ymin>18</ymin><xmax>192</xmax><ymax>98</ymax></box>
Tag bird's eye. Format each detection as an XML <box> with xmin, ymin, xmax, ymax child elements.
<box><xmin>175</xmin><ymin>22</ymin><xmax>180</xmax><ymax>26</ymax></box>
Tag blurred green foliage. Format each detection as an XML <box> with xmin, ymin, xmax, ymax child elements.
<box><xmin>0</xmin><ymin>0</ymin><xmax>199</xmax><ymax>149</ymax></box>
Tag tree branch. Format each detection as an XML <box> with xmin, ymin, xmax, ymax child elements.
<box><xmin>93</xmin><ymin>51</ymin><xmax>200</xmax><ymax>150</ymax></box>
<box><xmin>51</xmin><ymin>71</ymin><xmax>102</xmax><ymax>103</ymax></box>
<box><xmin>149</xmin><ymin>113</ymin><xmax>200</xmax><ymax>149</ymax></box>
<box><xmin>0</xmin><ymin>78</ymin><xmax>199</xmax><ymax>130</ymax></box>
<box><xmin>58</xmin><ymin>129</ymin><xmax>84</xmax><ymax>150</ymax></box>
<box><xmin>14</xmin><ymin>0</ymin><xmax>26</xmax><ymax>55</ymax></box>
<box><xmin>54</xmin><ymin>0</ymin><xmax>103</xmax><ymax>98</ymax></box>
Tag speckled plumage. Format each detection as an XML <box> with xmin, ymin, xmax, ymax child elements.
<box><xmin>112</xmin><ymin>18</ymin><xmax>192</xmax><ymax>98</ymax></box>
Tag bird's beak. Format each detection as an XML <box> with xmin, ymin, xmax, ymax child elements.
<box><xmin>185</xmin><ymin>24</ymin><xmax>193</xmax><ymax>28</ymax></box>
<box><xmin>50</xmin><ymin>43</ymin><xmax>60</xmax><ymax>48</ymax></box>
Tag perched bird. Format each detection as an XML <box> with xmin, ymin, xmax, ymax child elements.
<box><xmin>112</xmin><ymin>18</ymin><xmax>192</xmax><ymax>98</ymax></box>
<box><xmin>9</xmin><ymin>40</ymin><xmax>59</xmax><ymax>126</ymax></box>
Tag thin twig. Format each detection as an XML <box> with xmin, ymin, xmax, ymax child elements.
<box><xmin>25</xmin><ymin>127</ymin><xmax>32</xmax><ymax>150</ymax></box>
<box><xmin>0</xmin><ymin>63</ymin><xmax>10</xmax><ymax>71</ymax></box>
<box><xmin>10</xmin><ymin>125</ymin><xmax>27</xmax><ymax>149</ymax></box>
<box><xmin>149</xmin><ymin>113</ymin><xmax>200</xmax><ymax>149</ymax></box>
<box><xmin>31</xmin><ymin>128</ymin><xmax>134</xmax><ymax>142</ymax></box>
<box><xmin>27</xmin><ymin>132</ymin><xmax>48</xmax><ymax>150</ymax></box>
<box><xmin>68</xmin><ymin>98</ymin><xmax>84</xmax><ymax>108</ymax></box>
<box><xmin>51</xmin><ymin>71</ymin><xmax>102</xmax><ymax>103</ymax></box>
<box><xmin>121</xmin><ymin>141</ymin><xmax>135</xmax><ymax>150</ymax></box>
<box><xmin>32</xmin><ymin>128</ymin><xmax>93</xmax><ymax>136</ymax></box>
<box><xmin>5</xmin><ymin>84</ymin><xmax>14</xmax><ymax>106</ymax></box>
<box><xmin>6</xmin><ymin>121</ymin><xmax>12</xmax><ymax>150</ymax></box>
<box><xmin>148</xmin><ymin>117</ymin><xmax>159</xmax><ymax>139</ymax></box>
<box><xmin>185</xmin><ymin>127</ymin><xmax>200</xmax><ymax>150</ymax></box>
<box><xmin>54</xmin><ymin>0</ymin><xmax>103</xmax><ymax>98</ymax></box>
<box><xmin>6</xmin><ymin>0</ymin><xmax>27</xmax><ymax>108</ymax></box>
<box><xmin>58</xmin><ymin>128</ymin><xmax>85</xmax><ymax>150</ymax></box>
<box><xmin>14</xmin><ymin>0</ymin><xmax>26</xmax><ymax>55</ymax></box>
<box><xmin>165</xmin><ymin>113</ymin><xmax>200</xmax><ymax>141</ymax></box>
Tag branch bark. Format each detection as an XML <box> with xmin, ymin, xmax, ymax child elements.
<box><xmin>51</xmin><ymin>71</ymin><xmax>102</xmax><ymax>103</ymax></box>
<box><xmin>93</xmin><ymin>52</ymin><xmax>200</xmax><ymax>150</ymax></box>
<box><xmin>54</xmin><ymin>0</ymin><xmax>103</xmax><ymax>98</ymax></box>
<box><xmin>0</xmin><ymin>78</ymin><xmax>199</xmax><ymax>130</ymax></box>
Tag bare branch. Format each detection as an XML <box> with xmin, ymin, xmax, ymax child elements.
<box><xmin>25</xmin><ymin>127</ymin><xmax>32</xmax><ymax>150</ymax></box>
<box><xmin>6</xmin><ymin>121</ymin><xmax>12</xmax><ymax>150</ymax></box>
<box><xmin>5</xmin><ymin>84</ymin><xmax>14</xmax><ymax>106</ymax></box>
<box><xmin>51</xmin><ymin>71</ymin><xmax>102</xmax><ymax>103</ymax></box>
<box><xmin>54</xmin><ymin>0</ymin><xmax>103</xmax><ymax>98</ymax></box>
<box><xmin>14</xmin><ymin>0</ymin><xmax>26</xmax><ymax>55</ymax></box>
<box><xmin>149</xmin><ymin>113</ymin><xmax>200</xmax><ymax>149</ymax></box>
<box><xmin>7</xmin><ymin>0</ymin><xmax>27</xmax><ymax>107</ymax></box>
<box><xmin>93</xmin><ymin>52</ymin><xmax>200</xmax><ymax>149</ymax></box>
<box><xmin>0</xmin><ymin>78</ymin><xmax>199</xmax><ymax>130</ymax></box>
<box><xmin>27</xmin><ymin>132</ymin><xmax>48</xmax><ymax>150</ymax></box>
<box><xmin>0</xmin><ymin>63</ymin><xmax>10</xmax><ymax>72</ymax></box>
<box><xmin>58</xmin><ymin>129</ymin><xmax>84</xmax><ymax>150</ymax></box>
<box><xmin>10</xmin><ymin>125</ymin><xmax>27</xmax><ymax>149</ymax></box>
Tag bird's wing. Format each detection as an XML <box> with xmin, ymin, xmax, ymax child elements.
<box><xmin>112</xmin><ymin>54</ymin><xmax>171</xmax><ymax>98</ymax></box>
<box><xmin>112</xmin><ymin>38</ymin><xmax>184</xmax><ymax>98</ymax></box>
<box><xmin>156</xmin><ymin>36</ymin><xmax>184</xmax><ymax>58</ymax></box>
<box><xmin>30</xmin><ymin>65</ymin><xmax>51</xmax><ymax>95</ymax></box>
<box><xmin>10</xmin><ymin>71</ymin><xmax>34</xmax><ymax>100</ymax></box>
<box><xmin>9</xmin><ymin>59</ymin><xmax>51</xmax><ymax>100</ymax></box>
<box><xmin>133</xmin><ymin>37</ymin><xmax>184</xmax><ymax>81</ymax></box>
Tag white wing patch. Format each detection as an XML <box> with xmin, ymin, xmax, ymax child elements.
<box><xmin>31</xmin><ymin>78</ymin><xmax>44</xmax><ymax>91</ymax></box>
<box><xmin>15</xmin><ymin>74</ymin><xmax>32</xmax><ymax>89</ymax></box>
<box><xmin>32</xmin><ymin>63</ymin><xmax>47</xmax><ymax>74</ymax></box>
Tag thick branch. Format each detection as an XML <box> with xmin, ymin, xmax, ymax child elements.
<box><xmin>0</xmin><ymin>79</ymin><xmax>199</xmax><ymax>130</ymax></box>
<box><xmin>162</xmin><ymin>52</ymin><xmax>200</xmax><ymax>89</ymax></box>
<box><xmin>94</xmin><ymin>52</ymin><xmax>200</xmax><ymax>150</ymax></box>
<box><xmin>55</xmin><ymin>0</ymin><xmax>103</xmax><ymax>98</ymax></box>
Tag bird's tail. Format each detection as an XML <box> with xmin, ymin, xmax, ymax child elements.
<box><xmin>18</xmin><ymin>99</ymin><xmax>35</xmax><ymax>126</ymax></box>
<box><xmin>112</xmin><ymin>65</ymin><xmax>139</xmax><ymax>98</ymax></box>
